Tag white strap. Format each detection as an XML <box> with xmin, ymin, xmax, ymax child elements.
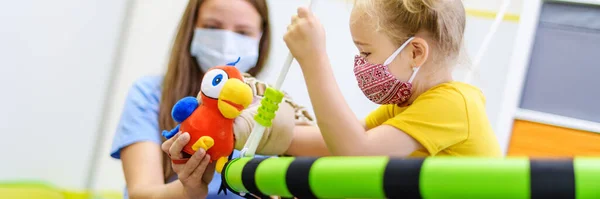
<box><xmin>408</xmin><ymin>66</ymin><xmax>421</xmax><ymax>83</ymax></box>
<box><xmin>384</xmin><ymin>37</ymin><xmax>415</xmax><ymax>65</ymax></box>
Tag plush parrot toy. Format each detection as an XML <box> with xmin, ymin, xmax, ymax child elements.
<box><xmin>162</xmin><ymin>58</ymin><xmax>253</xmax><ymax>173</ymax></box>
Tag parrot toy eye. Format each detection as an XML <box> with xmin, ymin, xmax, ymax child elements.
<box><xmin>201</xmin><ymin>69</ymin><xmax>229</xmax><ymax>99</ymax></box>
<box><xmin>212</xmin><ymin>74</ymin><xmax>223</xmax><ymax>86</ymax></box>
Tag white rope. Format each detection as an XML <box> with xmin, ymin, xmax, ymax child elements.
<box><xmin>240</xmin><ymin>0</ymin><xmax>319</xmax><ymax>158</ymax></box>
<box><xmin>274</xmin><ymin>0</ymin><xmax>319</xmax><ymax>89</ymax></box>
<box><xmin>84</xmin><ymin>1</ymin><xmax>136</xmax><ymax>198</ymax></box>
<box><xmin>464</xmin><ymin>0</ymin><xmax>512</xmax><ymax>83</ymax></box>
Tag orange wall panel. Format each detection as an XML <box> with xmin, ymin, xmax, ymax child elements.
<box><xmin>507</xmin><ymin>120</ymin><xmax>600</xmax><ymax>157</ymax></box>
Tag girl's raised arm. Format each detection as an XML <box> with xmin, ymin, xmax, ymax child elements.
<box><xmin>283</xmin><ymin>8</ymin><xmax>423</xmax><ymax>156</ymax></box>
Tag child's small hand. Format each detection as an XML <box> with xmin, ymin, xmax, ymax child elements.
<box><xmin>284</xmin><ymin>7</ymin><xmax>326</xmax><ymax>67</ymax></box>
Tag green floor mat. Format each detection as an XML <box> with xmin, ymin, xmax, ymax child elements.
<box><xmin>0</xmin><ymin>180</ymin><xmax>122</xmax><ymax>199</ymax></box>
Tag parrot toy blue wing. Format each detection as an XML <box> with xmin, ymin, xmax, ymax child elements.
<box><xmin>161</xmin><ymin>96</ymin><xmax>199</xmax><ymax>139</ymax></box>
<box><xmin>162</xmin><ymin>124</ymin><xmax>180</xmax><ymax>139</ymax></box>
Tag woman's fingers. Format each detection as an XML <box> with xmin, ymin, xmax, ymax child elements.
<box><xmin>161</xmin><ymin>131</ymin><xmax>181</xmax><ymax>153</ymax></box>
<box><xmin>189</xmin><ymin>152</ymin><xmax>211</xmax><ymax>181</ymax></box>
<box><xmin>201</xmin><ymin>163</ymin><xmax>216</xmax><ymax>184</ymax></box>
<box><xmin>169</xmin><ymin>132</ymin><xmax>190</xmax><ymax>160</ymax></box>
<box><xmin>181</xmin><ymin>148</ymin><xmax>206</xmax><ymax>177</ymax></box>
<box><xmin>291</xmin><ymin>14</ymin><xmax>298</xmax><ymax>24</ymax></box>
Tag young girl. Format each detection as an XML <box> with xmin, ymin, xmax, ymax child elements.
<box><xmin>283</xmin><ymin>0</ymin><xmax>502</xmax><ymax>157</ymax></box>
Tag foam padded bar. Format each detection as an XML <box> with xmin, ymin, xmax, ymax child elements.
<box><xmin>241</xmin><ymin>157</ymin><xmax>270</xmax><ymax>198</ymax></box>
<box><xmin>530</xmin><ymin>159</ymin><xmax>574</xmax><ymax>199</ymax></box>
<box><xmin>287</xmin><ymin>157</ymin><xmax>317</xmax><ymax>199</ymax></box>
<box><xmin>255</xmin><ymin>157</ymin><xmax>294</xmax><ymax>198</ymax></box>
<box><xmin>420</xmin><ymin>157</ymin><xmax>530</xmax><ymax>199</ymax></box>
<box><xmin>574</xmin><ymin>158</ymin><xmax>600</xmax><ymax>199</ymax></box>
<box><xmin>222</xmin><ymin>157</ymin><xmax>600</xmax><ymax>199</ymax></box>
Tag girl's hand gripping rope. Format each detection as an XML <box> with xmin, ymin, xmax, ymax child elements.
<box><xmin>239</xmin><ymin>0</ymin><xmax>318</xmax><ymax>158</ymax></box>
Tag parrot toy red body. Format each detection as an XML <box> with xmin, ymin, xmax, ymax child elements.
<box><xmin>162</xmin><ymin>58</ymin><xmax>253</xmax><ymax>173</ymax></box>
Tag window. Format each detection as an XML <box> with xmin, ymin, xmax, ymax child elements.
<box><xmin>520</xmin><ymin>1</ymin><xmax>600</xmax><ymax>123</ymax></box>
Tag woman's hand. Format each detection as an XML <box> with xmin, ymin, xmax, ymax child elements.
<box><xmin>161</xmin><ymin>132</ymin><xmax>215</xmax><ymax>199</ymax></box>
<box><xmin>284</xmin><ymin>7</ymin><xmax>327</xmax><ymax>68</ymax></box>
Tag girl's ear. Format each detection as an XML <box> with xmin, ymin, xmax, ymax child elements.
<box><xmin>410</xmin><ymin>37</ymin><xmax>429</xmax><ymax>68</ymax></box>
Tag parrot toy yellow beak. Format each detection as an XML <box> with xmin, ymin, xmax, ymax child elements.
<box><xmin>218</xmin><ymin>78</ymin><xmax>253</xmax><ymax>119</ymax></box>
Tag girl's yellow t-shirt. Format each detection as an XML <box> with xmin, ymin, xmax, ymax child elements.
<box><xmin>365</xmin><ymin>81</ymin><xmax>502</xmax><ymax>157</ymax></box>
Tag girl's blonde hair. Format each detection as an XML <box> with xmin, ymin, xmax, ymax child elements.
<box><xmin>354</xmin><ymin>0</ymin><xmax>466</xmax><ymax>62</ymax></box>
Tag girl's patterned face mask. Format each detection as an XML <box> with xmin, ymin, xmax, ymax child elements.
<box><xmin>353</xmin><ymin>37</ymin><xmax>420</xmax><ymax>105</ymax></box>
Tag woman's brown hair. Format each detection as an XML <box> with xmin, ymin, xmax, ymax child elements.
<box><xmin>158</xmin><ymin>0</ymin><xmax>271</xmax><ymax>180</ymax></box>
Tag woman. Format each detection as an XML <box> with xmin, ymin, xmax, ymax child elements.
<box><xmin>110</xmin><ymin>0</ymin><xmax>314</xmax><ymax>198</ymax></box>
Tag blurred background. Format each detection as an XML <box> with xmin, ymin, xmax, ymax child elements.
<box><xmin>1</xmin><ymin>0</ymin><xmax>599</xmax><ymax>198</ymax></box>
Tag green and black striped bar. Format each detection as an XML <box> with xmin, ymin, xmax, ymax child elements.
<box><xmin>221</xmin><ymin>156</ymin><xmax>600</xmax><ymax>199</ymax></box>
